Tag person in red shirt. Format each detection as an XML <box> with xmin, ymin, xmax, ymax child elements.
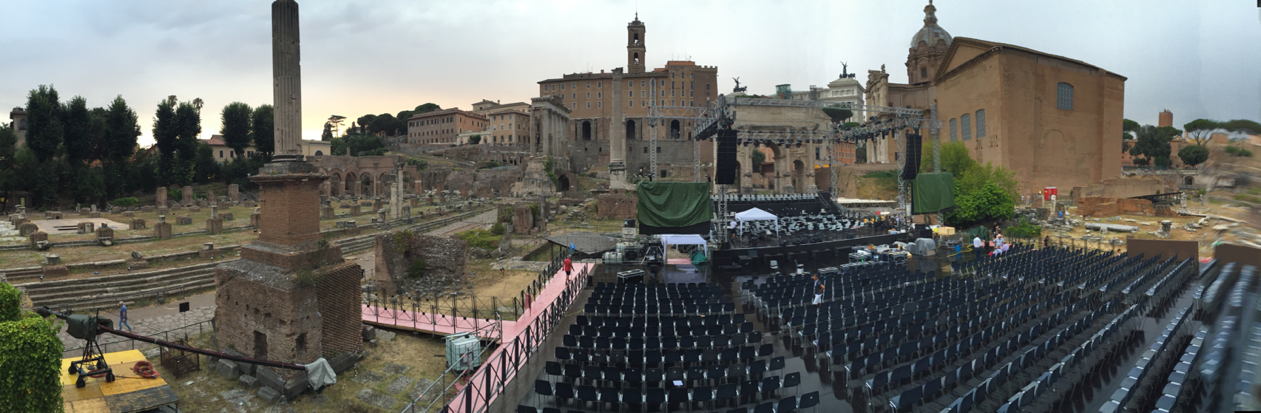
<box><xmin>563</xmin><ymin>257</ymin><xmax>573</xmax><ymax>277</ymax></box>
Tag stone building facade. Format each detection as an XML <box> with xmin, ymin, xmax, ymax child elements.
<box><xmin>483</xmin><ymin>102</ymin><xmax>531</xmax><ymax>146</ymax></box>
<box><xmin>8</xmin><ymin>107</ymin><xmax>26</xmax><ymax>148</ymax></box>
<box><xmin>535</xmin><ymin>15</ymin><xmax>718</xmax><ymax>186</ymax></box>
<box><xmin>308</xmin><ymin>155</ymin><xmax>423</xmax><ymax>197</ymax></box>
<box><xmin>406</xmin><ymin>108</ymin><xmax>488</xmax><ymax>145</ymax></box>
<box><xmin>864</xmin><ymin>2</ymin><xmax>1126</xmax><ymax>192</ymax></box>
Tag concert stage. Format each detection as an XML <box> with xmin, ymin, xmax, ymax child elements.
<box><xmin>715</xmin><ymin>231</ymin><xmax>914</xmax><ymax>273</ymax></box>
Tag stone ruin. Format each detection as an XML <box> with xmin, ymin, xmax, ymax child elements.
<box><xmin>372</xmin><ymin>230</ymin><xmax>468</xmax><ymax>297</ymax></box>
<box><xmin>510</xmin><ymin>157</ymin><xmax>557</xmax><ymax>197</ymax></box>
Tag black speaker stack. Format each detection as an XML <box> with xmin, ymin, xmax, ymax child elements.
<box><xmin>901</xmin><ymin>133</ymin><xmax>922</xmax><ymax>181</ymax></box>
<box><xmin>715</xmin><ymin>129</ymin><xmax>738</xmax><ymax>185</ymax></box>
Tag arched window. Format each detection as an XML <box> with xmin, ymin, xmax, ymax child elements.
<box><xmin>961</xmin><ymin>114</ymin><xmax>971</xmax><ymax>140</ymax></box>
<box><xmin>1056</xmin><ymin>82</ymin><xmax>1074</xmax><ymax>110</ymax></box>
<box><xmin>314</xmin><ymin>150</ymin><xmax>323</xmax><ymax>156</ymax></box>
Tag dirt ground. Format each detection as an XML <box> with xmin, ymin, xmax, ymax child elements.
<box><xmin>154</xmin><ymin>332</ymin><xmax>450</xmax><ymax>412</ymax></box>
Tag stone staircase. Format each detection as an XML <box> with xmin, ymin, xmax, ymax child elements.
<box><xmin>24</xmin><ymin>262</ymin><xmax>219</xmax><ymax>312</ymax></box>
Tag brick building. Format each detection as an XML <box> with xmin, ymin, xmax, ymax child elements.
<box><xmin>406</xmin><ymin>108</ymin><xmax>487</xmax><ymax>145</ymax></box>
<box><xmin>535</xmin><ymin>14</ymin><xmax>718</xmax><ymax>184</ymax></box>
<box><xmin>865</xmin><ymin>2</ymin><xmax>1126</xmax><ymax>192</ymax></box>
<box><xmin>482</xmin><ymin>102</ymin><xmax>531</xmax><ymax>146</ymax></box>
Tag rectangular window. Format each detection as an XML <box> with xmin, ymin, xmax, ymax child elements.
<box><xmin>949</xmin><ymin>118</ymin><xmax>958</xmax><ymax>141</ymax></box>
<box><xmin>961</xmin><ymin>114</ymin><xmax>971</xmax><ymax>140</ymax></box>
<box><xmin>975</xmin><ymin>109</ymin><xmax>986</xmax><ymax>137</ymax></box>
<box><xmin>1056</xmin><ymin>82</ymin><xmax>1074</xmax><ymax>110</ymax></box>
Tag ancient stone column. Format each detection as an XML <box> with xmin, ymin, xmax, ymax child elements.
<box><xmin>272</xmin><ymin>0</ymin><xmax>302</xmax><ymax>158</ymax></box>
<box><xmin>609</xmin><ymin>69</ymin><xmax>629</xmax><ymax>189</ymax></box>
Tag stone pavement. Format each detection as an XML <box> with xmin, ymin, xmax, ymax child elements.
<box><xmin>58</xmin><ymin>302</ymin><xmax>216</xmax><ymax>356</ymax></box>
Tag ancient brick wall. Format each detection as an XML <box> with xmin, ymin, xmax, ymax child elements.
<box><xmin>316</xmin><ymin>262</ymin><xmax>364</xmax><ymax>356</ymax></box>
<box><xmin>596</xmin><ymin>192</ymin><xmax>637</xmax><ymax>219</ymax></box>
<box><xmin>374</xmin><ymin>232</ymin><xmax>469</xmax><ymax>296</ymax></box>
<box><xmin>214</xmin><ymin>262</ymin><xmax>324</xmax><ymax>372</ymax></box>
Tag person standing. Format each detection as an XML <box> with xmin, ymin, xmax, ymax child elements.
<box><xmin>973</xmin><ymin>235</ymin><xmax>985</xmax><ymax>261</ymax></box>
<box><xmin>118</xmin><ymin>301</ymin><xmax>133</xmax><ymax>332</ymax></box>
<box><xmin>562</xmin><ymin>256</ymin><xmax>573</xmax><ymax>278</ymax></box>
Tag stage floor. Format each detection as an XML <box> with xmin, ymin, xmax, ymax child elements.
<box><xmin>61</xmin><ymin>349</ymin><xmax>178</xmax><ymax>412</ymax></box>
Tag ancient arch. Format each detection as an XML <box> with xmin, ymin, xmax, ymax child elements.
<box><xmin>361</xmin><ymin>174</ymin><xmax>374</xmax><ymax>197</ymax></box>
<box><xmin>329</xmin><ymin>171</ymin><xmax>342</xmax><ymax>197</ymax></box>
<box><xmin>792</xmin><ymin>159</ymin><xmax>806</xmax><ymax>193</ymax></box>
<box><xmin>344</xmin><ymin>172</ymin><xmax>357</xmax><ymax>195</ymax></box>
<box><xmin>557</xmin><ymin>174</ymin><xmax>571</xmax><ymax>192</ymax></box>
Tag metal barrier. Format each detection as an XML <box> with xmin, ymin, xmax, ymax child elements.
<box><xmin>62</xmin><ymin>319</ymin><xmax>215</xmax><ymax>358</ymax></box>
<box><xmin>400</xmin><ymin>254</ymin><xmax>588</xmax><ymax>413</ymax></box>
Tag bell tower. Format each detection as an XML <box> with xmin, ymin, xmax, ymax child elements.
<box><xmin>627</xmin><ymin>14</ymin><xmax>646</xmax><ymax>74</ymax></box>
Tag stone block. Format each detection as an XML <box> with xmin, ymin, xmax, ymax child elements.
<box><xmin>328</xmin><ymin>351</ymin><xmax>361</xmax><ymax>374</ymax></box>
<box><xmin>349</xmin><ymin>205</ymin><xmax>361</xmax><ymax>216</ymax></box>
<box><xmin>228</xmin><ymin>184</ymin><xmax>241</xmax><ymax>203</ymax></box>
<box><xmin>206</xmin><ymin>218</ymin><xmax>223</xmax><ymax>234</ymax></box>
<box><xmin>238</xmin><ymin>374</ymin><xmax>258</xmax><ymax>388</ymax></box>
<box><xmin>321</xmin><ymin>205</ymin><xmax>335</xmax><ymax>219</ymax></box>
<box><xmin>18</xmin><ymin>222</ymin><xmax>37</xmax><ymax>236</ymax></box>
<box><xmin>257</xmin><ymin>386</ymin><xmax>281</xmax><ymax>403</ymax></box>
<box><xmin>154</xmin><ymin>222</ymin><xmax>172</xmax><ymax>239</ymax></box>
<box><xmin>130</xmin><ymin>219</ymin><xmax>147</xmax><ymax>230</ymax></box>
<box><xmin>215</xmin><ymin>359</ymin><xmax>240</xmax><ymax>380</ymax></box>
<box><xmin>222</xmin><ymin>213</ymin><xmax>234</xmax><ymax>221</ymax></box>
<box><xmin>29</xmin><ymin>231</ymin><xmax>48</xmax><ymax>246</ymax></box>
<box><xmin>123</xmin><ymin>211</ymin><xmax>134</xmax><ymax>218</ymax></box>
<box><xmin>182</xmin><ymin>185</ymin><xmax>194</xmax><ymax>206</ymax></box>
<box><xmin>250</xmin><ymin>213</ymin><xmax>261</xmax><ymax>228</ymax></box>
<box><xmin>42</xmin><ymin>265</ymin><xmax>69</xmax><ymax>278</ymax></box>
<box><xmin>176</xmin><ymin>216</ymin><xmax>192</xmax><ymax>225</ymax></box>
<box><xmin>77</xmin><ymin>222</ymin><xmax>95</xmax><ymax>234</ymax></box>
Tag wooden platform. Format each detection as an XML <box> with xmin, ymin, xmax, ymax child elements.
<box><xmin>61</xmin><ymin>349</ymin><xmax>178</xmax><ymax>413</ymax></box>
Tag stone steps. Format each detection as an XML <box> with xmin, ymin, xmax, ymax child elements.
<box><xmin>58</xmin><ymin>277</ymin><xmax>218</xmax><ymax>313</ymax></box>
<box><xmin>26</xmin><ymin>263</ymin><xmax>219</xmax><ymax>310</ymax></box>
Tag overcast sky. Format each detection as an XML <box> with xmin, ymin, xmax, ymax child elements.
<box><xmin>2</xmin><ymin>1</ymin><xmax>1258</xmax><ymax>146</ymax></box>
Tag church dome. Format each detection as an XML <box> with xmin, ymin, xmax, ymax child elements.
<box><xmin>910</xmin><ymin>1</ymin><xmax>951</xmax><ymax>48</ymax></box>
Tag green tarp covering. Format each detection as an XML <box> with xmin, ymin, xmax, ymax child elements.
<box><xmin>636</xmin><ymin>182</ymin><xmax>713</xmax><ymax>228</ymax></box>
<box><xmin>912</xmin><ymin>173</ymin><xmax>956</xmax><ymax>214</ymax></box>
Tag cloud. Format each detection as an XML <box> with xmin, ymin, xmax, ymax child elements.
<box><xmin>1</xmin><ymin>0</ymin><xmax>1257</xmax><ymax>145</ymax></box>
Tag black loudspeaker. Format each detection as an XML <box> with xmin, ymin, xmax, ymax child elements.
<box><xmin>902</xmin><ymin>133</ymin><xmax>922</xmax><ymax>181</ymax></box>
<box><xmin>715</xmin><ymin>129</ymin><xmax>738</xmax><ymax>185</ymax></box>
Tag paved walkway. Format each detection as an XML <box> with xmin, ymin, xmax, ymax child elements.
<box><xmin>443</xmin><ymin>262</ymin><xmax>593</xmax><ymax>413</ymax></box>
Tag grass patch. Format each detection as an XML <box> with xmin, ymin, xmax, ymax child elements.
<box><xmin>455</xmin><ymin>229</ymin><xmax>501</xmax><ymax>251</ymax></box>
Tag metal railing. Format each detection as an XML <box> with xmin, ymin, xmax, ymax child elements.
<box><xmin>401</xmin><ymin>255</ymin><xmax>588</xmax><ymax>413</ymax></box>
<box><xmin>62</xmin><ymin>319</ymin><xmax>215</xmax><ymax>358</ymax></box>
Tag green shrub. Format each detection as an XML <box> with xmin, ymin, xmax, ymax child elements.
<box><xmin>456</xmin><ymin>229</ymin><xmax>501</xmax><ymax>251</ymax></box>
<box><xmin>490</xmin><ymin>222</ymin><xmax>506</xmax><ymax>235</ymax></box>
<box><xmin>406</xmin><ymin>259</ymin><xmax>427</xmax><ymax>280</ymax></box>
<box><xmin>0</xmin><ymin>282</ymin><xmax>63</xmax><ymax>412</ymax></box>
<box><xmin>1006</xmin><ymin>218</ymin><xmax>1043</xmax><ymax>239</ymax></box>
<box><xmin>167</xmin><ymin>187</ymin><xmax>182</xmax><ymax>203</ymax></box>
<box><xmin>1226</xmin><ymin>145</ymin><xmax>1254</xmax><ymax>157</ymax></box>
<box><xmin>110</xmin><ymin>197</ymin><xmax>140</xmax><ymax>207</ymax></box>
<box><xmin>0</xmin><ymin>284</ymin><xmax>20</xmax><ymax>322</ymax></box>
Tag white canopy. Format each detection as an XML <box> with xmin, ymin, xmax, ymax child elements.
<box><xmin>734</xmin><ymin>207</ymin><xmax>777</xmax><ymax>222</ymax></box>
<box><xmin>732</xmin><ymin>207</ymin><xmax>779</xmax><ymax>235</ymax></box>
<box><xmin>660</xmin><ymin>234</ymin><xmax>707</xmax><ymax>246</ymax></box>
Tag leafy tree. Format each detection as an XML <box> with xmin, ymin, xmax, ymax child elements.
<box><xmin>1219</xmin><ymin>119</ymin><xmax>1261</xmax><ymax>134</ymax></box>
<box><xmin>193</xmin><ymin>142</ymin><xmax>219</xmax><ymax>183</ymax></box>
<box><xmin>62</xmin><ymin>96</ymin><xmax>92</xmax><ymax>165</ymax></box>
<box><xmin>127</xmin><ymin>148</ymin><xmax>160</xmax><ymax>193</ymax></box>
<box><xmin>321</xmin><ymin>122</ymin><xmax>334</xmax><ymax>141</ymax></box>
<box><xmin>221</xmin><ymin>102</ymin><xmax>252</xmax><ymax>157</ymax></box>
<box><xmin>103</xmin><ymin>96</ymin><xmax>139</xmax><ymax>163</ymax></box>
<box><xmin>1122</xmin><ymin>118</ymin><xmax>1140</xmax><ymax>140</ymax></box>
<box><xmin>1183</xmin><ymin>119</ymin><xmax>1220</xmax><ymax>146</ymax></box>
<box><xmin>251</xmin><ymin>104</ymin><xmax>274</xmax><ymax>155</ymax></box>
<box><xmin>1225</xmin><ymin>145</ymin><xmax>1253</xmax><ymax>157</ymax></box>
<box><xmin>71</xmin><ymin>165</ymin><xmax>106</xmax><ymax>204</ymax></box>
<box><xmin>0</xmin><ymin>282</ymin><xmax>63</xmax><ymax>413</ymax></box>
<box><xmin>368</xmin><ymin>113</ymin><xmax>400</xmax><ymax>136</ymax></box>
<box><xmin>152</xmin><ymin>96</ymin><xmax>179</xmax><ymax>185</ymax></box>
<box><xmin>1129</xmin><ymin>125</ymin><xmax>1179</xmax><ymax>168</ymax></box>
<box><xmin>101</xmin><ymin>96</ymin><xmax>140</xmax><ymax>199</ymax></box>
<box><xmin>0</xmin><ymin>125</ymin><xmax>15</xmax><ymax>195</ymax></box>
<box><xmin>1177</xmin><ymin>144</ymin><xmax>1208</xmax><ymax>167</ymax></box>
<box><xmin>356</xmin><ymin>114</ymin><xmax>377</xmax><ymax>131</ymax></box>
<box><xmin>414</xmin><ymin>103</ymin><xmax>441</xmax><ymax>113</ymax></box>
<box><xmin>174</xmin><ymin>101</ymin><xmax>201</xmax><ymax>184</ymax></box>
<box><xmin>331</xmin><ymin>134</ymin><xmax>387</xmax><ymax>156</ymax></box>
<box><xmin>467</xmin><ymin>135</ymin><xmax>481</xmax><ymax>145</ymax></box>
<box><xmin>24</xmin><ymin>85</ymin><xmax>63</xmax><ymax>162</ymax></box>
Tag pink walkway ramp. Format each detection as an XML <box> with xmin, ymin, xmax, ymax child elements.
<box><xmin>361</xmin><ymin>304</ymin><xmax>509</xmax><ymax>341</ymax></box>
